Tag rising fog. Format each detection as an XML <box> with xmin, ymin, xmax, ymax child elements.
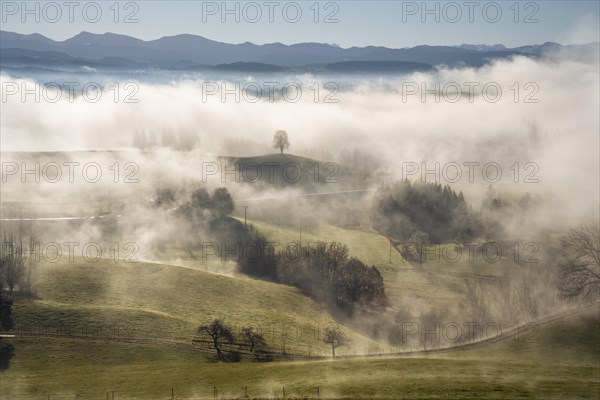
<box><xmin>2</xmin><ymin>51</ymin><xmax>598</xmax><ymax>226</ymax></box>
<box><xmin>0</xmin><ymin>40</ymin><xmax>598</xmax><ymax>363</ymax></box>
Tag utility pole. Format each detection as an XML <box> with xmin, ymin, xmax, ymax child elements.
<box><xmin>243</xmin><ymin>205</ymin><xmax>248</xmax><ymax>227</ymax></box>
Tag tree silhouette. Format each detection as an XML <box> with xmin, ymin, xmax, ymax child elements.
<box><xmin>273</xmin><ymin>130</ymin><xmax>290</xmax><ymax>154</ymax></box>
<box><xmin>323</xmin><ymin>326</ymin><xmax>351</xmax><ymax>357</ymax></box>
<box><xmin>198</xmin><ymin>319</ymin><xmax>235</xmax><ymax>362</ymax></box>
<box><xmin>211</xmin><ymin>187</ymin><xmax>235</xmax><ymax>219</ymax></box>
<box><xmin>559</xmin><ymin>225</ymin><xmax>600</xmax><ymax>302</ymax></box>
<box><xmin>242</xmin><ymin>326</ymin><xmax>266</xmax><ymax>353</ymax></box>
<box><xmin>0</xmin><ymin>288</ymin><xmax>14</xmax><ymax>370</ymax></box>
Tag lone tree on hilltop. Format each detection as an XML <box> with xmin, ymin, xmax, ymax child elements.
<box><xmin>273</xmin><ymin>130</ymin><xmax>290</xmax><ymax>154</ymax></box>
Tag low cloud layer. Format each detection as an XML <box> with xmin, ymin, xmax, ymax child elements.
<box><xmin>1</xmin><ymin>52</ymin><xmax>598</xmax><ymax>226</ymax></box>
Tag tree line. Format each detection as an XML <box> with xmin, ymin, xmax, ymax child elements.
<box><xmin>371</xmin><ymin>181</ymin><xmax>551</xmax><ymax>245</ymax></box>
<box><xmin>372</xmin><ymin>180</ymin><xmax>481</xmax><ymax>244</ymax></box>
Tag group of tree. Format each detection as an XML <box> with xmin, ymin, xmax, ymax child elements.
<box><xmin>196</xmin><ymin>319</ymin><xmax>269</xmax><ymax>362</ymax></box>
<box><xmin>175</xmin><ymin>186</ymin><xmax>235</xmax><ymax>222</ymax></box>
<box><xmin>150</xmin><ymin>187</ymin><xmax>177</xmax><ymax>209</ymax></box>
<box><xmin>132</xmin><ymin>128</ymin><xmax>199</xmax><ymax>151</ymax></box>
<box><xmin>338</xmin><ymin>148</ymin><xmax>383</xmax><ymax>173</ymax></box>
<box><xmin>373</xmin><ymin>181</ymin><xmax>548</xmax><ymax>246</ymax></box>
<box><xmin>479</xmin><ymin>186</ymin><xmax>544</xmax><ymax>240</ymax></box>
<box><xmin>0</xmin><ymin>219</ymin><xmax>37</xmax><ymax>297</ymax></box>
<box><xmin>0</xmin><ymin>222</ymin><xmax>17</xmax><ymax>371</ymax></box>
<box><xmin>146</xmin><ymin>185</ymin><xmax>237</xmax><ymax>258</ymax></box>
<box><xmin>237</xmin><ymin>225</ymin><xmax>278</xmax><ymax>280</ymax></box>
<box><xmin>0</xmin><ymin>286</ymin><xmax>14</xmax><ymax>370</ymax></box>
<box><xmin>197</xmin><ymin>319</ymin><xmax>353</xmax><ymax>359</ymax></box>
<box><xmin>151</xmin><ymin>185</ymin><xmax>235</xmax><ymax>221</ymax></box>
<box><xmin>239</xmin><ymin>235</ymin><xmax>388</xmax><ymax>315</ymax></box>
<box><xmin>372</xmin><ymin>180</ymin><xmax>482</xmax><ymax>243</ymax></box>
<box><xmin>0</xmin><ymin>219</ymin><xmax>41</xmax><ymax>371</ymax></box>
<box><xmin>234</xmin><ymin>222</ymin><xmax>388</xmax><ymax>317</ymax></box>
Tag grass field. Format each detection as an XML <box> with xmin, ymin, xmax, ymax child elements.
<box><xmin>2</xmin><ymin>151</ymin><xmax>597</xmax><ymax>400</ymax></box>
<box><xmin>1</xmin><ymin>306</ymin><xmax>598</xmax><ymax>399</ymax></box>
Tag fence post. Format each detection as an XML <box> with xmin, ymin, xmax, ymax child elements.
<box><xmin>213</xmin><ymin>386</ymin><xmax>217</xmax><ymax>398</ymax></box>
<box><xmin>111</xmin><ymin>390</ymin><xmax>115</xmax><ymax>400</ymax></box>
<box><xmin>283</xmin><ymin>386</ymin><xmax>285</xmax><ymax>398</ymax></box>
<box><xmin>171</xmin><ymin>387</ymin><xmax>174</xmax><ymax>399</ymax></box>
<box><xmin>244</xmin><ymin>386</ymin><xmax>248</xmax><ymax>397</ymax></box>
<box><xmin>317</xmin><ymin>386</ymin><xmax>320</xmax><ymax>398</ymax></box>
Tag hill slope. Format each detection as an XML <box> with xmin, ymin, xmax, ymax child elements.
<box><xmin>11</xmin><ymin>258</ymin><xmax>384</xmax><ymax>355</ymax></box>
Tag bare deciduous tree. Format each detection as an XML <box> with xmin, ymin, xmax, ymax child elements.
<box><xmin>242</xmin><ymin>326</ymin><xmax>266</xmax><ymax>353</ymax></box>
<box><xmin>324</xmin><ymin>241</ymin><xmax>349</xmax><ymax>279</ymax></box>
<box><xmin>198</xmin><ymin>319</ymin><xmax>235</xmax><ymax>362</ymax></box>
<box><xmin>464</xmin><ymin>278</ymin><xmax>487</xmax><ymax>325</ymax></box>
<box><xmin>0</xmin><ymin>220</ymin><xmax>25</xmax><ymax>294</ymax></box>
<box><xmin>323</xmin><ymin>325</ymin><xmax>351</xmax><ymax>357</ymax></box>
<box><xmin>21</xmin><ymin>235</ymin><xmax>38</xmax><ymax>296</ymax></box>
<box><xmin>559</xmin><ymin>225</ymin><xmax>600</xmax><ymax>302</ymax></box>
<box><xmin>0</xmin><ymin>287</ymin><xmax>15</xmax><ymax>370</ymax></box>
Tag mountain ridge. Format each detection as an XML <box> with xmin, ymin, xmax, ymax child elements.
<box><xmin>1</xmin><ymin>30</ymin><xmax>598</xmax><ymax>70</ymax></box>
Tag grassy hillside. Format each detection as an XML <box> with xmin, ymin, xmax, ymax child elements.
<box><xmin>2</xmin><ymin>306</ymin><xmax>598</xmax><ymax>399</ymax></box>
<box><xmin>242</xmin><ymin>218</ymin><xmax>502</xmax><ymax>311</ymax></box>
<box><xmin>10</xmin><ymin>258</ymin><xmax>384</xmax><ymax>356</ymax></box>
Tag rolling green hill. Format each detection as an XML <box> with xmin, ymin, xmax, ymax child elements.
<box><xmin>242</xmin><ymin>218</ymin><xmax>501</xmax><ymax>312</ymax></box>
<box><xmin>10</xmin><ymin>257</ymin><xmax>385</xmax><ymax>356</ymax></box>
<box><xmin>2</xmin><ymin>306</ymin><xmax>598</xmax><ymax>399</ymax></box>
<box><xmin>2</xmin><ymin>151</ymin><xmax>597</xmax><ymax>399</ymax></box>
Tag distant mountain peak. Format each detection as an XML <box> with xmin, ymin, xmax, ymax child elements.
<box><xmin>70</xmin><ymin>31</ymin><xmax>96</xmax><ymax>38</ymax></box>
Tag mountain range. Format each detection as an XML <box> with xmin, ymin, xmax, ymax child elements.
<box><xmin>1</xmin><ymin>31</ymin><xmax>598</xmax><ymax>73</ymax></box>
